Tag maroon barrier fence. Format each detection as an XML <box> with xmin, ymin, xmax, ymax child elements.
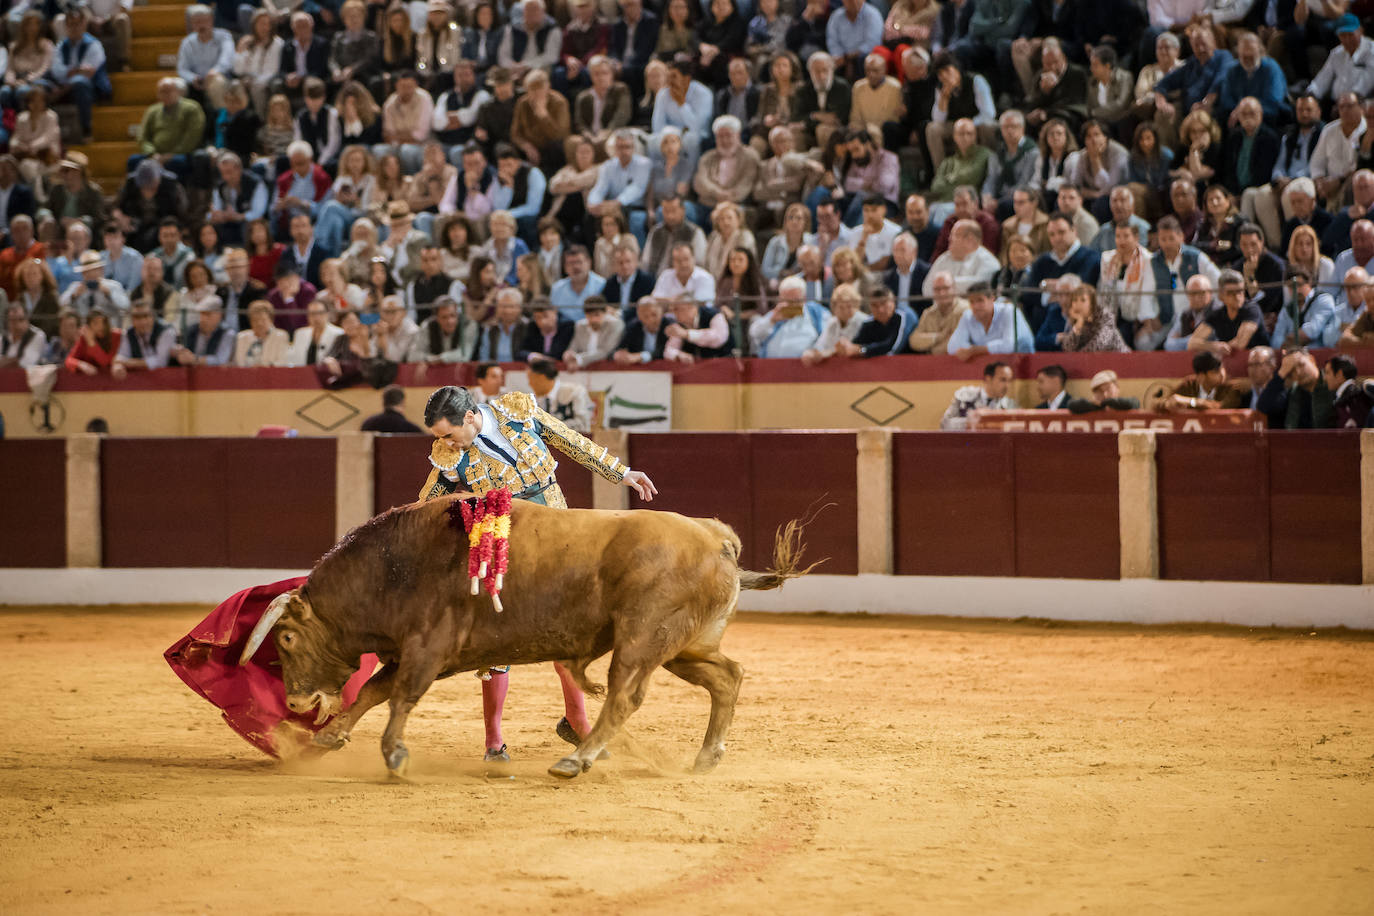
<box><xmin>627</xmin><ymin>432</ymin><xmax>860</xmax><ymax>575</ymax></box>
<box><xmin>1157</xmin><ymin>432</ymin><xmax>1362</xmax><ymax>584</ymax></box>
<box><xmin>891</xmin><ymin>433</ymin><xmax>1121</xmax><ymax>580</ymax></box>
<box><xmin>0</xmin><ymin>439</ymin><xmax>66</xmax><ymax>567</ymax></box>
<box><xmin>101</xmin><ymin>438</ymin><xmax>337</xmax><ymax>569</ymax></box>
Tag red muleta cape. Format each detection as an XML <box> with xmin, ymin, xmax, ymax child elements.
<box><xmin>164</xmin><ymin>576</ymin><xmax>378</xmax><ymax>758</ymax></box>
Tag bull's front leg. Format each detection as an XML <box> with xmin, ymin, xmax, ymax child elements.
<box><xmin>312</xmin><ymin>662</ymin><xmax>398</xmax><ymax>751</ymax></box>
<box><xmin>380</xmin><ymin>637</ymin><xmax>451</xmax><ymax>778</ymax></box>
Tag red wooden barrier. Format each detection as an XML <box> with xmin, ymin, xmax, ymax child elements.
<box><xmin>892</xmin><ymin>434</ymin><xmax>1017</xmax><ymax>576</ymax></box>
<box><xmin>0</xmin><ymin>439</ymin><xmax>66</xmax><ymax>567</ymax></box>
<box><xmin>102</xmin><ymin>438</ymin><xmax>335</xmax><ymax>569</ymax></box>
<box><xmin>1268</xmin><ymin>433</ymin><xmax>1362</xmax><ymax>584</ymax></box>
<box><xmin>627</xmin><ymin>432</ymin><xmax>859</xmax><ymax>575</ymax></box>
<box><xmin>1156</xmin><ymin>433</ymin><xmax>1271</xmax><ymax>582</ymax></box>
<box><xmin>1011</xmin><ymin>434</ymin><xmax>1120</xmax><ymax>579</ymax></box>
<box><xmin>374</xmin><ymin>434</ymin><xmax>432</xmax><ymax>513</ymax></box>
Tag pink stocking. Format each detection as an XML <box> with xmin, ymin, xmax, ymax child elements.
<box><xmin>481</xmin><ymin>669</ymin><xmax>509</xmax><ymax>750</ymax></box>
<box><xmin>553</xmin><ymin>662</ymin><xmax>591</xmax><ymax>737</ymax></box>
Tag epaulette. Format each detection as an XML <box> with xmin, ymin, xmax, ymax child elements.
<box><xmin>490</xmin><ymin>390</ymin><xmax>537</xmax><ymax>423</ymax></box>
<box><xmin>429</xmin><ymin>438</ymin><xmax>466</xmax><ymax>472</ymax></box>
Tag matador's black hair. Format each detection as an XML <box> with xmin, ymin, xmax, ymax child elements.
<box><xmin>424</xmin><ymin>386</ymin><xmax>477</xmax><ymax>428</ymax></box>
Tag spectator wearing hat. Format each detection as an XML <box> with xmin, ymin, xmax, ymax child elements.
<box><xmin>129</xmin><ymin>77</ymin><xmax>206</xmax><ymax>184</ymax></box>
<box><xmin>113</xmin><ymin>162</ymin><xmax>188</xmax><ymax>254</ymax></box>
<box><xmin>383</xmin><ymin>201</ymin><xmax>433</xmax><ymax>285</ymax></box>
<box><xmin>361</xmin><ymin>385</ymin><xmax>424</xmax><ymax>433</ymax></box>
<box><xmin>1310</xmin><ymin>15</ymin><xmax>1374</xmax><ymax>105</ymax></box>
<box><xmin>60</xmin><ymin>250</ymin><xmax>129</xmax><ymax>319</ymax></box>
<box><xmin>1163</xmin><ymin>350</ymin><xmax>1246</xmax><ymax>412</ymax></box>
<box><xmin>171</xmin><ymin>296</ymin><xmax>234</xmax><ymax>366</ymax></box>
<box><xmin>1065</xmin><ymin>369</ymin><xmax>1140</xmax><ymax>413</ymax></box>
<box><xmin>46</xmin><ymin>155</ymin><xmax>106</xmax><ymax>232</ymax></box>
<box><xmin>46</xmin><ymin>4</ymin><xmax>111</xmax><ymax>145</ymax></box>
<box><xmin>415</xmin><ymin>0</ymin><xmax>462</xmax><ymax>93</ymax></box>
<box><xmin>474</xmin><ymin>67</ymin><xmax>519</xmax><ymax>153</ymax></box>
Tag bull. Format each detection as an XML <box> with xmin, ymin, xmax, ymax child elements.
<box><xmin>239</xmin><ymin>495</ymin><xmax>814</xmax><ymax>779</ymax></box>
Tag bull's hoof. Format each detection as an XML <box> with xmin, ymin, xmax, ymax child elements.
<box><xmin>312</xmin><ymin>725</ymin><xmax>349</xmax><ymax>751</ymax></box>
<box><xmin>692</xmin><ymin>745</ymin><xmax>725</xmax><ymax>774</ymax></box>
<box><xmin>548</xmin><ymin>757</ymin><xmax>582</xmax><ymax>779</ymax></box>
<box><xmin>385</xmin><ymin>744</ymin><xmax>410</xmax><ymax>778</ymax></box>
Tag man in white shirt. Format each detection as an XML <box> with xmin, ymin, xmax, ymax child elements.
<box><xmin>1311</xmin><ymin>92</ymin><xmax>1367</xmax><ymax>209</ymax></box>
<box><xmin>841</xmin><ymin>195</ymin><xmax>902</xmax><ymax>271</ymax></box>
<box><xmin>652</xmin><ymin>243</ymin><xmax>716</xmax><ymax>304</ymax></box>
<box><xmin>923</xmin><ymin>220</ymin><xmax>999</xmax><ymax>295</ymax></box>
<box><xmin>749</xmin><ymin>275</ymin><xmax>836</xmax><ymax>358</ymax></box>
<box><xmin>1309</xmin><ymin>14</ymin><xmax>1374</xmax><ymax>104</ymax></box>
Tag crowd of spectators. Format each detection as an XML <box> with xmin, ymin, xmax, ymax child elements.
<box><xmin>0</xmin><ymin>0</ymin><xmax>1370</xmax><ymax>427</ymax></box>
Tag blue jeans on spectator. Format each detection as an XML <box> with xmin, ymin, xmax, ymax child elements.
<box><xmin>48</xmin><ymin>75</ymin><xmax>97</xmax><ymax>137</ymax></box>
<box><xmin>372</xmin><ymin>143</ymin><xmax>425</xmax><ymax>175</ymax></box>
<box><xmin>316</xmin><ymin>200</ymin><xmax>361</xmax><ymax>253</ymax></box>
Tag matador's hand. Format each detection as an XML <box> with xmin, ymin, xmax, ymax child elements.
<box><xmin>622</xmin><ymin>470</ymin><xmax>657</xmax><ymax>502</ymax></box>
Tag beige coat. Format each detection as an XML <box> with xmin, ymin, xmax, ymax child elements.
<box><xmin>233</xmin><ymin>327</ymin><xmax>290</xmax><ymax>367</ymax></box>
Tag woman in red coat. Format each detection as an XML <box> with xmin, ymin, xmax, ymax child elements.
<box><xmin>64</xmin><ymin>308</ymin><xmax>121</xmax><ymax>375</ymax></box>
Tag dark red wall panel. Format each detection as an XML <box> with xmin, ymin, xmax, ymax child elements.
<box><xmin>557</xmin><ymin>461</ymin><xmax>594</xmax><ymax>509</ymax></box>
<box><xmin>103</xmin><ymin>438</ymin><xmax>336</xmax><ymax>568</ymax></box>
<box><xmin>892</xmin><ymin>434</ymin><xmax>1016</xmax><ymax>576</ymax></box>
<box><xmin>0</xmin><ymin>439</ymin><xmax>66</xmax><ymax>567</ymax></box>
<box><xmin>1268</xmin><ymin>433</ymin><xmax>1361</xmax><ymax>584</ymax></box>
<box><xmin>225</xmin><ymin>439</ymin><xmax>336</xmax><ymax>568</ymax></box>
<box><xmin>1157</xmin><ymin>433</ymin><xmax>1270</xmax><ymax>581</ymax></box>
<box><xmin>750</xmin><ymin>432</ymin><xmax>858</xmax><ymax>575</ymax></box>
<box><xmin>102</xmin><ymin>439</ymin><xmax>231</xmax><ymax>567</ymax></box>
<box><xmin>1011</xmin><ymin>433</ymin><xmax>1120</xmax><ymax>579</ymax></box>
<box><xmin>373</xmin><ymin>434</ymin><xmax>432</xmax><ymax>513</ymax></box>
<box><xmin>628</xmin><ymin>433</ymin><xmax>756</xmax><ymax>562</ymax></box>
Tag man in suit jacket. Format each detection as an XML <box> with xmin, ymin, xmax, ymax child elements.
<box><xmin>714</xmin><ymin>59</ymin><xmax>760</xmax><ymax>142</ymax></box>
<box><xmin>1236</xmin><ymin>223</ymin><xmax>1285</xmax><ymax>317</ymax></box>
<box><xmin>279</xmin><ymin>212</ymin><xmax>331</xmax><ymax>290</ymax></box>
<box><xmin>882</xmin><ymin>233</ymin><xmax>930</xmax><ymax>316</ymax></box>
<box><xmin>795</xmin><ymin>54</ymin><xmax>851</xmax><ymax>148</ymax></box>
<box><xmin>602</xmin><ymin>246</ymin><xmax>655</xmax><ymax>317</ymax></box>
<box><xmin>519</xmin><ymin>301</ymin><xmax>575</xmax><ymax>362</ymax></box>
<box><xmin>1222</xmin><ymin>99</ymin><xmax>1281</xmax><ymax>199</ymax></box>
<box><xmin>608</xmin><ymin>0</ymin><xmax>659</xmax><ymax>99</ymax></box>
<box><xmin>613</xmin><ymin>299</ymin><xmax>675</xmax><ymax>363</ymax></box>
<box><xmin>275</xmin><ymin>12</ymin><xmax>330</xmax><ymax>101</ymax></box>
<box><xmin>1033</xmin><ymin>364</ymin><xmax>1070</xmax><ymax>409</ymax></box>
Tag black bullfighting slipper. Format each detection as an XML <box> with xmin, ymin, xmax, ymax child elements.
<box><xmin>556</xmin><ymin>718</ymin><xmax>610</xmax><ymax>759</ymax></box>
<box><xmin>483</xmin><ymin>744</ymin><xmax>510</xmax><ymax>763</ymax></box>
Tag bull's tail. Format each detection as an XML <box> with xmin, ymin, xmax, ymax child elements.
<box><xmin>739</xmin><ymin>516</ymin><xmax>826</xmax><ymax>592</ymax></box>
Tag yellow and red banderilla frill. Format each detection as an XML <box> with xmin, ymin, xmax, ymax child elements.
<box><xmin>456</xmin><ymin>488</ymin><xmax>513</xmax><ymax>613</ymax></box>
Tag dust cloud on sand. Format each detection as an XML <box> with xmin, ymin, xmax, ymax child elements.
<box><xmin>1</xmin><ymin>607</ymin><xmax>1371</xmax><ymax>914</ymax></box>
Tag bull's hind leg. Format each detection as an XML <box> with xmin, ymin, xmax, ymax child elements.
<box><xmin>663</xmin><ymin>649</ymin><xmax>744</xmax><ymax>774</ymax></box>
<box><xmin>548</xmin><ymin>650</ymin><xmax>655</xmax><ymax>779</ymax></box>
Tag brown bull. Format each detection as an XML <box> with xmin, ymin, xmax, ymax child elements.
<box><xmin>240</xmin><ymin>496</ymin><xmax>813</xmax><ymax>778</ymax></box>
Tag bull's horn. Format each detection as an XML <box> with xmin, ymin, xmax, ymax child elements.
<box><xmin>239</xmin><ymin>593</ymin><xmax>290</xmax><ymax>666</ymax></box>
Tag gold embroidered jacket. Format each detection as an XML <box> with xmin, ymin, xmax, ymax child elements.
<box><xmin>419</xmin><ymin>391</ymin><xmax>627</xmax><ymax>501</ymax></box>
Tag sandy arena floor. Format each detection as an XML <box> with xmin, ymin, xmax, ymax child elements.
<box><xmin>0</xmin><ymin>606</ymin><xmax>1371</xmax><ymax>915</ymax></box>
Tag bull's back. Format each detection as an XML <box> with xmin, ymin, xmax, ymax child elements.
<box><xmin>450</xmin><ymin>503</ymin><xmax>742</xmax><ymax>669</ymax></box>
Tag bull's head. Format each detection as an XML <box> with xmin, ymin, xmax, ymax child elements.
<box><xmin>239</xmin><ymin>589</ymin><xmax>356</xmax><ymax>725</ymax></box>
